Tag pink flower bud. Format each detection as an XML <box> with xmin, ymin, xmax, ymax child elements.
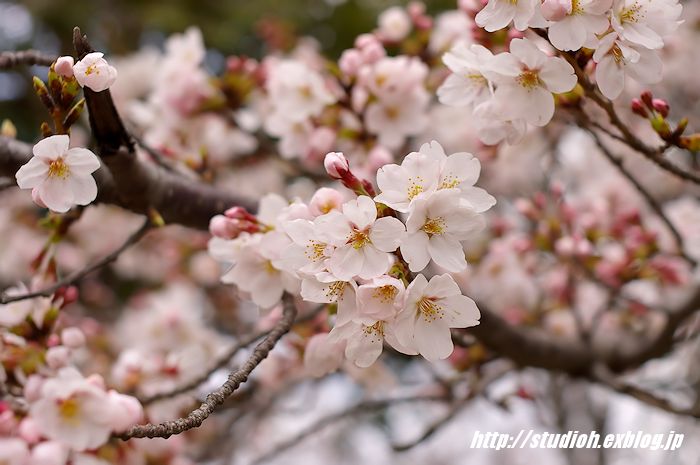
<box><xmin>60</xmin><ymin>285</ymin><xmax>79</xmax><ymax>307</ymax></box>
<box><xmin>86</xmin><ymin>373</ymin><xmax>106</xmax><ymax>390</ymax></box>
<box><xmin>652</xmin><ymin>98</ymin><xmax>670</xmax><ymax>118</ymax></box>
<box><xmin>555</xmin><ymin>236</ymin><xmax>576</xmax><ymax>256</ymax></box>
<box><xmin>24</xmin><ymin>375</ymin><xmax>44</xmax><ymax>402</ymax></box>
<box><xmin>309</xmin><ymin>187</ymin><xmax>344</xmax><ymax>216</ymax></box>
<box><xmin>541</xmin><ymin>0</ymin><xmax>570</xmax><ymax>21</ymax></box>
<box><xmin>19</xmin><ymin>418</ymin><xmax>42</xmax><ymax>443</ymax></box>
<box><xmin>339</xmin><ymin>49</ymin><xmax>363</xmax><ymax>77</ymax></box>
<box><xmin>61</xmin><ymin>327</ymin><xmax>86</xmax><ymax>348</ymax></box>
<box><xmin>107</xmin><ymin>390</ymin><xmax>144</xmax><ymax>433</ymax></box>
<box><xmin>31</xmin><ymin>188</ymin><xmax>47</xmax><ymax>209</ymax></box>
<box><xmin>324</xmin><ymin>152</ymin><xmax>349</xmax><ymax>179</ymax></box>
<box><xmin>54</xmin><ymin>56</ymin><xmax>75</xmax><ymax>78</ymax></box>
<box><xmin>46</xmin><ymin>334</ymin><xmax>61</xmax><ymax>347</ymax></box>
<box><xmin>367</xmin><ymin>145</ymin><xmax>393</xmax><ymax>172</ymax></box>
<box><xmin>46</xmin><ymin>346</ymin><xmax>71</xmax><ymax>369</ymax></box>
<box><xmin>640</xmin><ymin>90</ymin><xmax>653</xmax><ymax>108</ymax></box>
<box><xmin>631</xmin><ymin>98</ymin><xmax>649</xmax><ymax>118</ymax></box>
<box><xmin>355</xmin><ymin>33</ymin><xmax>379</xmax><ymax>50</ymax></box>
<box><xmin>209</xmin><ymin>215</ymin><xmax>237</xmax><ymax>239</ymax></box>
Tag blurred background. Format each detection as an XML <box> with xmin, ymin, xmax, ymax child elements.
<box><xmin>0</xmin><ymin>0</ymin><xmax>458</xmax><ymax>140</ymax></box>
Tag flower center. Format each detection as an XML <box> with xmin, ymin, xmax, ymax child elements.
<box><xmin>570</xmin><ymin>0</ymin><xmax>583</xmax><ymax>15</ymax></box>
<box><xmin>619</xmin><ymin>1</ymin><xmax>643</xmax><ymax>24</ymax></box>
<box><xmin>439</xmin><ymin>173</ymin><xmax>460</xmax><ymax>190</ymax></box>
<box><xmin>326</xmin><ymin>281</ymin><xmax>346</xmax><ymax>300</ymax></box>
<box><xmin>48</xmin><ymin>157</ymin><xmax>70</xmax><ymax>179</ymax></box>
<box><xmin>84</xmin><ymin>64</ymin><xmax>99</xmax><ymax>76</ymax></box>
<box><xmin>372</xmin><ymin>285</ymin><xmax>398</xmax><ymax>303</ymax></box>
<box><xmin>417</xmin><ymin>296</ymin><xmax>445</xmax><ymax>323</ymax></box>
<box><xmin>421</xmin><ymin>217</ymin><xmax>446</xmax><ymax>236</ymax></box>
<box><xmin>517</xmin><ymin>69</ymin><xmax>542</xmax><ymax>90</ymax></box>
<box><xmin>611</xmin><ymin>43</ymin><xmax>624</xmax><ymax>64</ymax></box>
<box><xmin>298</xmin><ymin>85</ymin><xmax>313</xmax><ymax>99</ymax></box>
<box><xmin>407</xmin><ymin>177</ymin><xmax>425</xmax><ymax>200</ymax></box>
<box><xmin>58</xmin><ymin>397</ymin><xmax>81</xmax><ymax>422</ymax></box>
<box><xmin>362</xmin><ymin>321</ymin><xmax>385</xmax><ymax>341</ymax></box>
<box><xmin>384</xmin><ymin>106</ymin><xmax>400</xmax><ymax>120</ymax></box>
<box><xmin>348</xmin><ymin>228</ymin><xmax>371</xmax><ymax>250</ymax></box>
<box><xmin>465</xmin><ymin>73</ymin><xmax>488</xmax><ymax>86</ymax></box>
<box><xmin>305</xmin><ymin>241</ymin><xmax>328</xmax><ymax>262</ymax></box>
<box><xmin>264</xmin><ymin>260</ymin><xmax>278</xmax><ymax>275</ymax></box>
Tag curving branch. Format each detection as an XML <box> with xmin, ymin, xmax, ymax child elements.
<box><xmin>119</xmin><ymin>294</ymin><xmax>297</xmax><ymax>439</ymax></box>
<box><xmin>0</xmin><ymin>50</ymin><xmax>57</xmax><ymax>69</ymax></box>
<box><xmin>0</xmin><ymin>217</ymin><xmax>152</xmax><ymax>304</ymax></box>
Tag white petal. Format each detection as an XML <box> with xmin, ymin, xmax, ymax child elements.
<box><xmin>67</xmin><ymin>175</ymin><xmax>98</xmax><ymax>206</ymax></box>
<box><xmin>425</xmin><ymin>274</ymin><xmax>462</xmax><ymax>299</ymax></box>
<box><xmin>461</xmin><ymin>186</ymin><xmax>497</xmax><ymax>213</ymax></box>
<box><xmin>329</xmin><ymin>246</ymin><xmax>364</xmax><ymax>280</ymax></box>
<box><xmin>414</xmin><ymin>320</ymin><xmax>454</xmax><ymax>361</ymax></box>
<box><xmin>370</xmin><ymin>216</ymin><xmax>406</xmax><ymax>252</ymax></box>
<box><xmin>342</xmin><ymin>196</ymin><xmax>377</xmax><ymax>229</ymax></box>
<box><xmin>15</xmin><ymin>157</ymin><xmax>48</xmax><ymax>188</ymax></box>
<box><xmin>38</xmin><ymin>178</ymin><xmax>74</xmax><ymax>212</ymax></box>
<box><xmin>441</xmin><ymin>295</ymin><xmax>481</xmax><ymax>328</ymax></box>
<box><xmin>540</xmin><ymin>57</ymin><xmax>577</xmax><ymax>93</ymax></box>
<box><xmin>428</xmin><ymin>235</ymin><xmax>468</xmax><ymax>272</ymax></box>
<box><xmin>595</xmin><ymin>57</ymin><xmax>625</xmax><ymax>99</ymax></box>
<box><xmin>33</xmin><ymin>135</ymin><xmax>69</xmax><ymax>161</ymax></box>
<box><xmin>345</xmin><ymin>324</ymin><xmax>384</xmax><ymax>367</ymax></box>
<box><xmin>65</xmin><ymin>148</ymin><xmax>101</xmax><ymax>175</ymax></box>
<box><xmin>400</xmin><ymin>232</ymin><xmax>431</xmax><ymax>272</ymax></box>
<box><xmin>359</xmin><ymin>246</ymin><xmax>392</xmax><ymax>279</ymax></box>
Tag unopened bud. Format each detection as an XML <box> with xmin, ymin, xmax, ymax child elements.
<box><xmin>54</xmin><ymin>56</ymin><xmax>75</xmax><ymax>78</ymax></box>
<box><xmin>640</xmin><ymin>90</ymin><xmax>653</xmax><ymax>108</ymax></box>
<box><xmin>631</xmin><ymin>98</ymin><xmax>648</xmax><ymax>118</ymax></box>
<box><xmin>324</xmin><ymin>152</ymin><xmax>350</xmax><ymax>179</ymax></box>
<box><xmin>1</xmin><ymin>119</ymin><xmax>16</xmax><ymax>138</ymax></box>
<box><xmin>651</xmin><ymin>99</ymin><xmax>669</xmax><ymax>118</ymax></box>
<box><xmin>61</xmin><ymin>327</ymin><xmax>86</xmax><ymax>348</ymax></box>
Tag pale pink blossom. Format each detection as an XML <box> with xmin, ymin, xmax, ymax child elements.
<box><xmin>54</xmin><ymin>56</ymin><xmax>75</xmax><ymax>78</ymax></box>
<box><xmin>303</xmin><ymin>333</ymin><xmax>345</xmax><ymax>377</ymax></box>
<box><xmin>72</xmin><ymin>52</ymin><xmax>118</xmax><ymax>92</ymax></box>
<box><xmin>377</xmin><ymin>6</ymin><xmax>412</xmax><ymax>42</ymax></box>
<box><xmin>15</xmin><ymin>135</ymin><xmax>100</xmax><ymax>213</ymax></box>
<box><xmin>547</xmin><ymin>0</ymin><xmax>613</xmax><ymax>51</ymax></box>
<box><xmin>394</xmin><ymin>274</ymin><xmax>481</xmax><ymax>361</ymax></box>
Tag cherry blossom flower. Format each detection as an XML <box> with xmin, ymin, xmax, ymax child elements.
<box><xmin>29</xmin><ymin>368</ymin><xmax>141</xmax><ymax>451</ymax></box>
<box><xmin>475</xmin><ymin>0</ymin><xmax>541</xmax><ymax>32</ymax></box>
<box><xmin>15</xmin><ymin>135</ymin><xmax>100</xmax><ymax>213</ymax></box>
<box><xmin>303</xmin><ymin>333</ymin><xmax>345</xmax><ymax>377</ymax></box>
<box><xmin>377</xmin><ymin>6</ymin><xmax>412</xmax><ymax>42</ymax></box>
<box><xmin>316</xmin><ymin>196</ymin><xmax>405</xmax><ymax>280</ymax></box>
<box><xmin>487</xmin><ymin>38</ymin><xmax>577</xmax><ymax>126</ymax></box>
<box><xmin>278</xmin><ymin>218</ymin><xmax>336</xmax><ymax>276</ymax></box>
<box><xmin>328</xmin><ymin>317</ymin><xmax>411</xmax><ymax>367</ymax></box>
<box><xmin>593</xmin><ymin>33</ymin><xmax>662</xmax><ymax>99</ymax></box>
<box><xmin>611</xmin><ymin>0</ymin><xmax>682</xmax><ymax>50</ymax></box>
<box><xmin>437</xmin><ymin>44</ymin><xmax>495</xmax><ymax>109</ymax></box>
<box><xmin>266</xmin><ymin>60</ymin><xmax>336</xmax><ymax>122</ymax></box>
<box><xmin>375</xmin><ymin>151</ymin><xmax>441</xmax><ymax>213</ymax></box>
<box><xmin>401</xmin><ymin>189</ymin><xmax>485</xmax><ymax>272</ymax></box>
<box><xmin>54</xmin><ymin>56</ymin><xmax>75</xmax><ymax>78</ymax></box>
<box><xmin>72</xmin><ymin>52</ymin><xmax>118</xmax><ymax>92</ymax></box>
<box><xmin>300</xmin><ymin>272</ymin><xmax>358</xmax><ymax>325</ymax></box>
<box><xmin>355</xmin><ymin>275</ymin><xmax>406</xmax><ymax>323</ymax></box>
<box><xmin>418</xmin><ymin>140</ymin><xmax>496</xmax><ymax>212</ymax></box>
<box><xmin>394</xmin><ymin>274</ymin><xmax>480</xmax><ymax>361</ymax></box>
<box><xmin>547</xmin><ymin>0</ymin><xmax>613</xmax><ymax>51</ymax></box>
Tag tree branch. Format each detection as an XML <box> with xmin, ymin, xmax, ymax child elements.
<box><xmin>0</xmin><ymin>50</ymin><xmax>56</xmax><ymax>69</ymax></box>
<box><xmin>119</xmin><ymin>294</ymin><xmax>297</xmax><ymax>439</ymax></box>
<box><xmin>0</xmin><ymin>217</ymin><xmax>152</xmax><ymax>304</ymax></box>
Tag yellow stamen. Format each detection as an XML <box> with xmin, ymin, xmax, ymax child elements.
<box><xmin>58</xmin><ymin>398</ymin><xmax>81</xmax><ymax>423</ymax></box>
<box><xmin>325</xmin><ymin>281</ymin><xmax>346</xmax><ymax>300</ymax></box>
<box><xmin>421</xmin><ymin>217</ymin><xmax>445</xmax><ymax>236</ymax></box>
<box><xmin>47</xmin><ymin>158</ymin><xmax>69</xmax><ymax>179</ymax></box>
<box><xmin>348</xmin><ymin>228</ymin><xmax>371</xmax><ymax>250</ymax></box>
<box><xmin>305</xmin><ymin>241</ymin><xmax>327</xmax><ymax>262</ymax></box>
<box><xmin>407</xmin><ymin>177</ymin><xmax>425</xmax><ymax>200</ymax></box>
<box><xmin>372</xmin><ymin>285</ymin><xmax>398</xmax><ymax>303</ymax></box>
<box><xmin>417</xmin><ymin>296</ymin><xmax>445</xmax><ymax>323</ymax></box>
<box><xmin>517</xmin><ymin>69</ymin><xmax>542</xmax><ymax>90</ymax></box>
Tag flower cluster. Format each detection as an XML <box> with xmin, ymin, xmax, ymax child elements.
<box><xmin>440</xmin><ymin>0</ymin><xmax>682</xmax><ymax>144</ymax></box>
<box><xmin>209</xmin><ymin>140</ymin><xmax>493</xmax><ymax>366</ymax></box>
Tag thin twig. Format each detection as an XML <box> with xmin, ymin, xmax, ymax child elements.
<box><xmin>582</xmin><ymin>121</ymin><xmax>696</xmax><ymax>266</ymax></box>
<box><xmin>120</xmin><ymin>294</ymin><xmax>297</xmax><ymax>439</ymax></box>
<box><xmin>252</xmin><ymin>393</ymin><xmax>449</xmax><ymax>464</ymax></box>
<box><xmin>0</xmin><ymin>218</ymin><xmax>152</xmax><ymax>304</ymax></box>
<box><xmin>392</xmin><ymin>362</ymin><xmax>512</xmax><ymax>452</ymax></box>
<box><xmin>592</xmin><ymin>364</ymin><xmax>700</xmax><ymax>418</ymax></box>
<box><xmin>140</xmin><ymin>304</ymin><xmax>324</xmax><ymax>405</ymax></box>
<box><xmin>0</xmin><ymin>50</ymin><xmax>57</xmax><ymax>69</ymax></box>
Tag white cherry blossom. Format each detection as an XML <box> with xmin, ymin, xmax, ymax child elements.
<box><xmin>355</xmin><ymin>275</ymin><xmax>406</xmax><ymax>322</ymax></box>
<box><xmin>418</xmin><ymin>140</ymin><xmax>497</xmax><ymax>212</ymax></box>
<box><xmin>300</xmin><ymin>272</ymin><xmax>358</xmax><ymax>325</ymax></box>
<box><xmin>547</xmin><ymin>0</ymin><xmax>613</xmax><ymax>51</ymax></box>
<box><xmin>375</xmin><ymin>151</ymin><xmax>441</xmax><ymax>212</ymax></box>
<box><xmin>487</xmin><ymin>38</ymin><xmax>577</xmax><ymax>126</ymax></box>
<box><xmin>593</xmin><ymin>33</ymin><xmax>662</xmax><ymax>99</ymax></box>
<box><xmin>328</xmin><ymin>317</ymin><xmax>410</xmax><ymax>367</ymax></box>
<box><xmin>15</xmin><ymin>135</ymin><xmax>100</xmax><ymax>213</ymax></box>
<box><xmin>475</xmin><ymin>0</ymin><xmax>541</xmax><ymax>32</ymax></box>
<box><xmin>394</xmin><ymin>274</ymin><xmax>480</xmax><ymax>361</ymax></box>
<box><xmin>401</xmin><ymin>189</ymin><xmax>486</xmax><ymax>272</ymax></box>
<box><xmin>437</xmin><ymin>44</ymin><xmax>495</xmax><ymax>109</ymax></box>
<box><xmin>316</xmin><ymin>196</ymin><xmax>405</xmax><ymax>280</ymax></box>
<box><xmin>266</xmin><ymin>60</ymin><xmax>336</xmax><ymax>122</ymax></box>
<box><xmin>72</xmin><ymin>52</ymin><xmax>118</xmax><ymax>92</ymax></box>
<box><xmin>611</xmin><ymin>0</ymin><xmax>682</xmax><ymax>50</ymax></box>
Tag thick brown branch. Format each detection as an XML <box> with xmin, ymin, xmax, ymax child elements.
<box><xmin>119</xmin><ymin>294</ymin><xmax>297</xmax><ymax>439</ymax></box>
<box><xmin>0</xmin><ymin>50</ymin><xmax>56</xmax><ymax>69</ymax></box>
<box><xmin>0</xmin><ymin>136</ymin><xmax>254</xmax><ymax>229</ymax></box>
<box><xmin>0</xmin><ymin>218</ymin><xmax>152</xmax><ymax>304</ymax></box>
